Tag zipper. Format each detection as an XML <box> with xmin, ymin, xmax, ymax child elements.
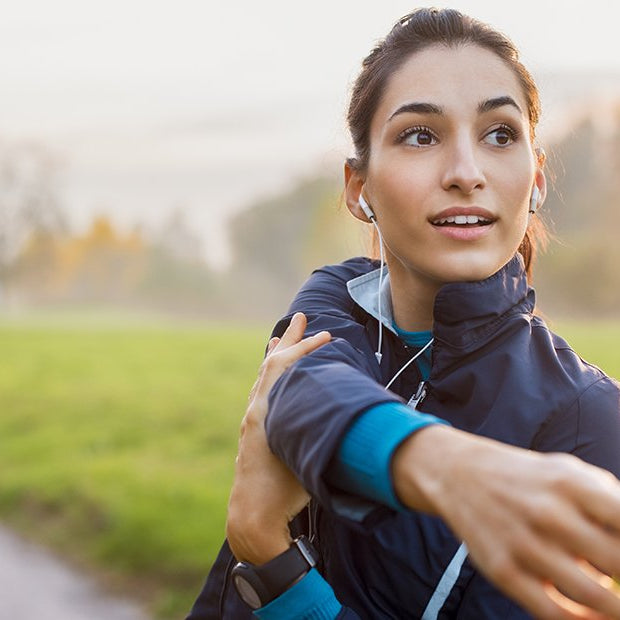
<box><xmin>408</xmin><ymin>380</ymin><xmax>427</xmax><ymax>410</ymax></box>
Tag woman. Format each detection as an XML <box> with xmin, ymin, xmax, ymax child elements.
<box><xmin>190</xmin><ymin>8</ymin><xmax>620</xmax><ymax>619</ymax></box>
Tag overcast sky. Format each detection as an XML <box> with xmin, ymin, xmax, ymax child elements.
<box><xmin>2</xmin><ymin>0</ymin><xmax>620</xmax><ymax>266</ymax></box>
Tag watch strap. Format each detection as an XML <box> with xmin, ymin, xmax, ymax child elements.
<box><xmin>232</xmin><ymin>536</ymin><xmax>318</xmax><ymax>608</ymax></box>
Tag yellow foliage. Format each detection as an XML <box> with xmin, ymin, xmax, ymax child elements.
<box><xmin>15</xmin><ymin>215</ymin><xmax>147</xmax><ymax>302</ymax></box>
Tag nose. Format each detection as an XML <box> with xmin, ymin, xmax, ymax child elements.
<box><xmin>440</xmin><ymin>133</ymin><xmax>486</xmax><ymax>195</ymax></box>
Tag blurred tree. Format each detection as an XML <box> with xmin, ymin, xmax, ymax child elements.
<box><xmin>13</xmin><ymin>208</ymin><xmax>222</xmax><ymax>316</ymax></box>
<box><xmin>157</xmin><ymin>206</ymin><xmax>204</xmax><ymax>263</ymax></box>
<box><xmin>226</xmin><ymin>174</ymin><xmax>365</xmax><ymax>318</ymax></box>
<box><xmin>14</xmin><ymin>215</ymin><xmax>146</xmax><ymax>304</ymax></box>
<box><xmin>0</xmin><ymin>141</ymin><xmax>67</xmax><ymax>301</ymax></box>
<box><xmin>535</xmin><ymin>102</ymin><xmax>620</xmax><ymax>317</ymax></box>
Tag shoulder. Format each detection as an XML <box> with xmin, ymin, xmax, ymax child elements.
<box><xmin>303</xmin><ymin>257</ymin><xmax>379</xmax><ymax>288</ymax></box>
<box><xmin>288</xmin><ymin>257</ymin><xmax>378</xmax><ymax>316</ymax></box>
<box><xmin>531</xmin><ymin>318</ymin><xmax>611</xmax><ymax>393</ymax></box>
<box><xmin>531</xmin><ymin>318</ymin><xmax>620</xmax><ymax>477</ymax></box>
<box><xmin>572</xmin><ymin>375</ymin><xmax>620</xmax><ymax>478</ymax></box>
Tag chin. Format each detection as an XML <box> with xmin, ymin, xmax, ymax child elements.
<box><xmin>430</xmin><ymin>253</ymin><xmax>511</xmax><ymax>284</ymax></box>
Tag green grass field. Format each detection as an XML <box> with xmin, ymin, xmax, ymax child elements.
<box><xmin>0</xmin><ymin>319</ymin><xmax>270</xmax><ymax>617</ymax></box>
<box><xmin>0</xmin><ymin>318</ymin><xmax>619</xmax><ymax>618</ymax></box>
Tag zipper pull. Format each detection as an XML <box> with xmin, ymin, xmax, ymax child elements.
<box><xmin>408</xmin><ymin>381</ymin><xmax>427</xmax><ymax>410</ymax></box>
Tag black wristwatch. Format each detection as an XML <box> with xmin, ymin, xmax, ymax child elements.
<box><xmin>231</xmin><ymin>535</ymin><xmax>318</xmax><ymax>609</ymax></box>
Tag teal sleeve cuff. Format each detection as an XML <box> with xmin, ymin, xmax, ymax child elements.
<box><xmin>330</xmin><ymin>402</ymin><xmax>449</xmax><ymax>511</ymax></box>
<box><xmin>254</xmin><ymin>568</ymin><xmax>342</xmax><ymax>620</ymax></box>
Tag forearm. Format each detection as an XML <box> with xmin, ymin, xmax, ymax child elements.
<box><xmin>392</xmin><ymin>424</ymin><xmax>544</xmax><ymax>520</ymax></box>
<box><xmin>391</xmin><ymin>424</ymin><xmax>476</xmax><ymax>516</ymax></box>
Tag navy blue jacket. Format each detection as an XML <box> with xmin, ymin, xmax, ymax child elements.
<box><xmin>188</xmin><ymin>255</ymin><xmax>620</xmax><ymax>619</ymax></box>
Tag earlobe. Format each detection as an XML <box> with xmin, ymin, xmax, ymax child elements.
<box><xmin>344</xmin><ymin>161</ymin><xmax>372</xmax><ymax>223</ymax></box>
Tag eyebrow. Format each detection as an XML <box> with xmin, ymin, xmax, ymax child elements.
<box><xmin>477</xmin><ymin>96</ymin><xmax>522</xmax><ymax>115</ymax></box>
<box><xmin>388</xmin><ymin>95</ymin><xmax>523</xmax><ymax>122</ymax></box>
<box><xmin>388</xmin><ymin>102</ymin><xmax>443</xmax><ymax>121</ymax></box>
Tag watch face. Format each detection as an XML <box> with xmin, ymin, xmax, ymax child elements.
<box><xmin>233</xmin><ymin>573</ymin><xmax>262</xmax><ymax>609</ymax></box>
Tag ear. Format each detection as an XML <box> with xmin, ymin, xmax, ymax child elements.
<box><xmin>534</xmin><ymin>167</ymin><xmax>547</xmax><ymax>208</ymax></box>
<box><xmin>344</xmin><ymin>160</ymin><xmax>371</xmax><ymax>223</ymax></box>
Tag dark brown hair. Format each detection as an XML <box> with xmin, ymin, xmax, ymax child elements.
<box><xmin>347</xmin><ymin>8</ymin><xmax>547</xmax><ymax>280</ymax></box>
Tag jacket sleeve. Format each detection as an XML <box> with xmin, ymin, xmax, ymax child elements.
<box><xmin>266</xmin><ymin>329</ymin><xmax>404</xmax><ymax>512</ymax></box>
<box><xmin>265</xmin><ymin>259</ymin><xmax>408</xmax><ymax>514</ymax></box>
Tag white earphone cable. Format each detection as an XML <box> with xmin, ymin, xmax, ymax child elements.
<box><xmin>385</xmin><ymin>336</ymin><xmax>434</xmax><ymax>391</ymax></box>
<box><xmin>372</xmin><ymin>218</ymin><xmax>385</xmax><ymax>365</ymax></box>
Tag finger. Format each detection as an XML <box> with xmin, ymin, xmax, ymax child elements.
<box><xmin>255</xmin><ymin>330</ymin><xmax>331</xmax><ymax>398</ymax></box>
<box><xmin>501</xmin><ymin>570</ymin><xmax>602</xmax><ymax>620</ymax></box>
<box><xmin>279</xmin><ymin>330</ymin><xmax>331</xmax><ymax>363</ymax></box>
<box><xmin>266</xmin><ymin>330</ymin><xmax>331</xmax><ymax>376</ymax></box>
<box><xmin>273</xmin><ymin>312</ymin><xmax>307</xmax><ymax>351</ymax></box>
<box><xmin>266</xmin><ymin>337</ymin><xmax>280</xmax><ymax>355</ymax></box>
<box><xmin>544</xmin><ymin>584</ymin><xmax>613</xmax><ymax>620</ymax></box>
<box><xmin>542</xmin><ymin>503</ymin><xmax>620</xmax><ymax>581</ymax></box>
<box><xmin>579</xmin><ymin>470</ymin><xmax>620</xmax><ymax>535</ymax></box>
<box><xmin>520</xmin><ymin>542</ymin><xmax>620</xmax><ymax>619</ymax></box>
<box><xmin>551</xmin><ymin>456</ymin><xmax>620</xmax><ymax>535</ymax></box>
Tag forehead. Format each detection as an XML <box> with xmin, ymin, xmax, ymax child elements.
<box><xmin>374</xmin><ymin>43</ymin><xmax>528</xmax><ymax>124</ymax></box>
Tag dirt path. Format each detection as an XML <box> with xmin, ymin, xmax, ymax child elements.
<box><xmin>0</xmin><ymin>523</ymin><xmax>152</xmax><ymax>619</ymax></box>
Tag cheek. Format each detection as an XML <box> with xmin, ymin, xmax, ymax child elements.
<box><xmin>492</xmin><ymin>159</ymin><xmax>535</xmax><ymax>227</ymax></box>
<box><xmin>369</xmin><ymin>162</ymin><xmax>433</xmax><ymax>217</ymax></box>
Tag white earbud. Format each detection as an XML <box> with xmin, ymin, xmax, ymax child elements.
<box><xmin>358</xmin><ymin>194</ymin><xmax>376</xmax><ymax>221</ymax></box>
<box><xmin>529</xmin><ymin>185</ymin><xmax>540</xmax><ymax>215</ymax></box>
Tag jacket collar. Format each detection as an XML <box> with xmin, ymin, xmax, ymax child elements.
<box><xmin>346</xmin><ymin>263</ymin><xmax>399</xmax><ymax>335</ymax></box>
<box><xmin>346</xmin><ymin>254</ymin><xmax>535</xmax><ymax>352</ymax></box>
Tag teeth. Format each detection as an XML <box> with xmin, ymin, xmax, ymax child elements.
<box><xmin>432</xmin><ymin>215</ymin><xmax>492</xmax><ymax>225</ymax></box>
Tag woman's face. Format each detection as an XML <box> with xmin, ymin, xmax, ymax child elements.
<box><xmin>350</xmin><ymin>43</ymin><xmax>545</xmax><ymax>286</ymax></box>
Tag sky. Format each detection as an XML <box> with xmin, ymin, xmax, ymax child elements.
<box><xmin>2</xmin><ymin>0</ymin><xmax>620</xmax><ymax>266</ymax></box>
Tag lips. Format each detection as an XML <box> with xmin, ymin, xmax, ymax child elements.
<box><xmin>430</xmin><ymin>207</ymin><xmax>496</xmax><ymax>227</ymax></box>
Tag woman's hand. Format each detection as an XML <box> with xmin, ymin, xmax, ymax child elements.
<box><xmin>226</xmin><ymin>313</ymin><xmax>330</xmax><ymax>565</ymax></box>
<box><xmin>393</xmin><ymin>425</ymin><xmax>620</xmax><ymax>620</ymax></box>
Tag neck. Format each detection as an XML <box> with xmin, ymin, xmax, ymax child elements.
<box><xmin>387</xmin><ymin>258</ymin><xmax>442</xmax><ymax>332</ymax></box>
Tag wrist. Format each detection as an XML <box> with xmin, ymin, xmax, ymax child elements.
<box><xmin>392</xmin><ymin>424</ymin><xmax>468</xmax><ymax>515</ymax></box>
<box><xmin>245</xmin><ymin>534</ymin><xmax>292</xmax><ymax>566</ymax></box>
<box><xmin>227</xmin><ymin>516</ymin><xmax>291</xmax><ymax>565</ymax></box>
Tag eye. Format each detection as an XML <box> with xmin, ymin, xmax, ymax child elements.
<box><xmin>484</xmin><ymin>124</ymin><xmax>519</xmax><ymax>147</ymax></box>
<box><xmin>397</xmin><ymin>126</ymin><xmax>439</xmax><ymax>148</ymax></box>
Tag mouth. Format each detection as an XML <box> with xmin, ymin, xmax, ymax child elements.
<box><xmin>431</xmin><ymin>214</ymin><xmax>494</xmax><ymax>227</ymax></box>
<box><xmin>430</xmin><ymin>207</ymin><xmax>496</xmax><ymax>228</ymax></box>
